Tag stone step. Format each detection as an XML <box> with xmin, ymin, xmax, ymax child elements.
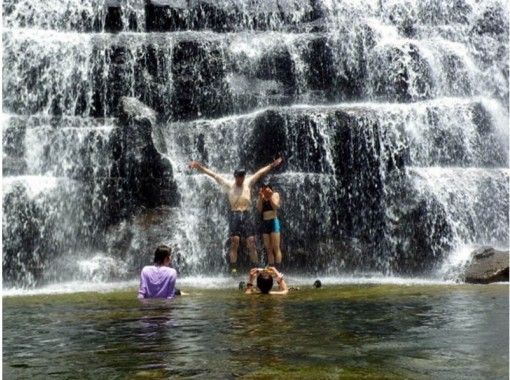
<box><xmin>4</xmin><ymin>21</ymin><xmax>506</xmax><ymax>119</ymax></box>
<box><xmin>163</xmin><ymin>98</ymin><xmax>509</xmax><ymax>173</ymax></box>
<box><xmin>5</xmin><ymin>0</ymin><xmax>506</xmax><ymax>36</ymax></box>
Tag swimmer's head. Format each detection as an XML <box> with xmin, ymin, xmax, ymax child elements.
<box><xmin>256</xmin><ymin>270</ymin><xmax>274</xmax><ymax>294</ymax></box>
<box><xmin>154</xmin><ymin>245</ymin><xmax>171</xmax><ymax>266</ymax></box>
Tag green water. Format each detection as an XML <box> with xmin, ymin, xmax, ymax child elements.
<box><xmin>3</xmin><ymin>284</ymin><xmax>508</xmax><ymax>379</ymax></box>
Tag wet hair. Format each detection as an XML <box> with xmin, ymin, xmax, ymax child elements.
<box><xmin>153</xmin><ymin>245</ymin><xmax>171</xmax><ymax>265</ymax></box>
<box><xmin>256</xmin><ymin>272</ymin><xmax>274</xmax><ymax>294</ymax></box>
<box><xmin>261</xmin><ymin>182</ymin><xmax>272</xmax><ymax>190</ymax></box>
<box><xmin>234</xmin><ymin>168</ymin><xmax>246</xmax><ymax>177</ymax></box>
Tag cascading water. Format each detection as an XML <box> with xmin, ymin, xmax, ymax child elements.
<box><xmin>2</xmin><ymin>0</ymin><xmax>508</xmax><ymax>288</ymax></box>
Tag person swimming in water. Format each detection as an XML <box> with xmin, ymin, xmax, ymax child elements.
<box><xmin>189</xmin><ymin>157</ymin><xmax>283</xmax><ymax>274</ymax></box>
<box><xmin>244</xmin><ymin>266</ymin><xmax>288</xmax><ymax>295</ymax></box>
<box><xmin>256</xmin><ymin>182</ymin><xmax>282</xmax><ymax>269</ymax></box>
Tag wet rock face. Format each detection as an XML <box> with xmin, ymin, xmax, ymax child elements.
<box><xmin>145</xmin><ymin>0</ymin><xmax>319</xmax><ymax>32</ymax></box>
<box><xmin>368</xmin><ymin>43</ymin><xmax>434</xmax><ymax>102</ymax></box>
<box><xmin>464</xmin><ymin>247</ymin><xmax>509</xmax><ymax>283</ymax></box>
<box><xmin>242</xmin><ymin>109</ymin><xmax>332</xmax><ymax>173</ymax></box>
<box><xmin>2</xmin><ymin>186</ymin><xmax>48</xmax><ymax>287</ymax></box>
<box><xmin>303</xmin><ymin>36</ymin><xmax>336</xmax><ymax>96</ymax></box>
<box><xmin>473</xmin><ymin>4</ymin><xmax>509</xmax><ymax>35</ymax></box>
<box><xmin>171</xmin><ymin>40</ymin><xmax>232</xmax><ymax>120</ymax></box>
<box><xmin>2</xmin><ymin>119</ymin><xmax>27</xmax><ymax>176</ymax></box>
<box><xmin>236</xmin><ymin>107</ymin><xmax>452</xmax><ymax>274</ymax></box>
<box><xmin>106</xmin><ymin>97</ymin><xmax>179</xmax><ymax>224</ymax></box>
<box><xmin>387</xmin><ymin>194</ymin><xmax>452</xmax><ymax>274</ymax></box>
<box><xmin>105</xmin><ymin>206</ymin><xmax>181</xmax><ymax>274</ymax></box>
<box><xmin>2</xmin><ymin>180</ymin><xmax>106</xmax><ymax>288</ymax></box>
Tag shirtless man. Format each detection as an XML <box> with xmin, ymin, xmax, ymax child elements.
<box><xmin>189</xmin><ymin>157</ymin><xmax>283</xmax><ymax>274</ymax></box>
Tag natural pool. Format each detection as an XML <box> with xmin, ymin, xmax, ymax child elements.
<box><xmin>3</xmin><ymin>280</ymin><xmax>508</xmax><ymax>379</ymax></box>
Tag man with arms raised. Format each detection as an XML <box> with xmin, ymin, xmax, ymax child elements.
<box><xmin>189</xmin><ymin>157</ymin><xmax>283</xmax><ymax>274</ymax></box>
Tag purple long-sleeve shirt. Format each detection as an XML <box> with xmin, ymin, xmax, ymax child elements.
<box><xmin>138</xmin><ymin>265</ymin><xmax>177</xmax><ymax>299</ymax></box>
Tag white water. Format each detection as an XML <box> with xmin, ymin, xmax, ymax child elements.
<box><xmin>2</xmin><ymin>274</ymin><xmax>470</xmax><ymax>297</ymax></box>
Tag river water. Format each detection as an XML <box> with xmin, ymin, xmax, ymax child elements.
<box><xmin>3</xmin><ymin>281</ymin><xmax>508</xmax><ymax>379</ymax></box>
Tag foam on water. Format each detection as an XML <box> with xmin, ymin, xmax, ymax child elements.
<box><xmin>2</xmin><ymin>280</ymin><xmax>139</xmax><ymax>297</ymax></box>
<box><xmin>1</xmin><ymin>274</ymin><xmax>468</xmax><ymax>297</ymax></box>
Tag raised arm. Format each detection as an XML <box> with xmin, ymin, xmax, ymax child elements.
<box><xmin>269</xmin><ymin>192</ymin><xmax>281</xmax><ymax>209</ymax></box>
<box><xmin>248</xmin><ymin>157</ymin><xmax>283</xmax><ymax>186</ymax></box>
<box><xmin>189</xmin><ymin>161</ymin><xmax>231</xmax><ymax>189</ymax></box>
<box><xmin>262</xmin><ymin>187</ymin><xmax>280</xmax><ymax>209</ymax></box>
<box><xmin>268</xmin><ymin>267</ymin><xmax>288</xmax><ymax>294</ymax></box>
<box><xmin>245</xmin><ymin>268</ymin><xmax>259</xmax><ymax>294</ymax></box>
<box><xmin>256</xmin><ymin>189</ymin><xmax>264</xmax><ymax>213</ymax></box>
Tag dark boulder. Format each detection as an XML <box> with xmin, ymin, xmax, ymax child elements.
<box><xmin>464</xmin><ymin>247</ymin><xmax>509</xmax><ymax>284</ymax></box>
<box><xmin>104</xmin><ymin>1</ymin><xmax>141</xmax><ymax>32</ymax></box>
<box><xmin>91</xmin><ymin>41</ymin><xmax>175</xmax><ymax>118</ymax></box>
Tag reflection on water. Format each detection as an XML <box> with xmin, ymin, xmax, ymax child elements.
<box><xmin>3</xmin><ymin>285</ymin><xmax>508</xmax><ymax>379</ymax></box>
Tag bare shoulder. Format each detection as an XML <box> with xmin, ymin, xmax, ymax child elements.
<box><xmin>245</xmin><ymin>175</ymin><xmax>257</xmax><ymax>186</ymax></box>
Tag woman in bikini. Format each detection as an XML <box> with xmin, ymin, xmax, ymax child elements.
<box><xmin>256</xmin><ymin>182</ymin><xmax>282</xmax><ymax>268</ymax></box>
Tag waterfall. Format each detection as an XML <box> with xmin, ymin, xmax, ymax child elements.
<box><xmin>3</xmin><ymin>0</ymin><xmax>508</xmax><ymax>288</ymax></box>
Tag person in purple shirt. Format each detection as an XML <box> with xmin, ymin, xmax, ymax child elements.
<box><xmin>138</xmin><ymin>245</ymin><xmax>181</xmax><ymax>299</ymax></box>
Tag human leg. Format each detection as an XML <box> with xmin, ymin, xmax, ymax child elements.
<box><xmin>246</xmin><ymin>236</ymin><xmax>258</xmax><ymax>264</ymax></box>
<box><xmin>241</xmin><ymin>212</ymin><xmax>258</xmax><ymax>265</ymax></box>
<box><xmin>228</xmin><ymin>212</ymin><xmax>243</xmax><ymax>270</ymax></box>
<box><xmin>262</xmin><ymin>233</ymin><xmax>274</xmax><ymax>265</ymax></box>
<box><xmin>270</xmin><ymin>218</ymin><xmax>282</xmax><ymax>265</ymax></box>
<box><xmin>230</xmin><ymin>235</ymin><xmax>240</xmax><ymax>266</ymax></box>
<box><xmin>270</xmin><ymin>232</ymin><xmax>282</xmax><ymax>265</ymax></box>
